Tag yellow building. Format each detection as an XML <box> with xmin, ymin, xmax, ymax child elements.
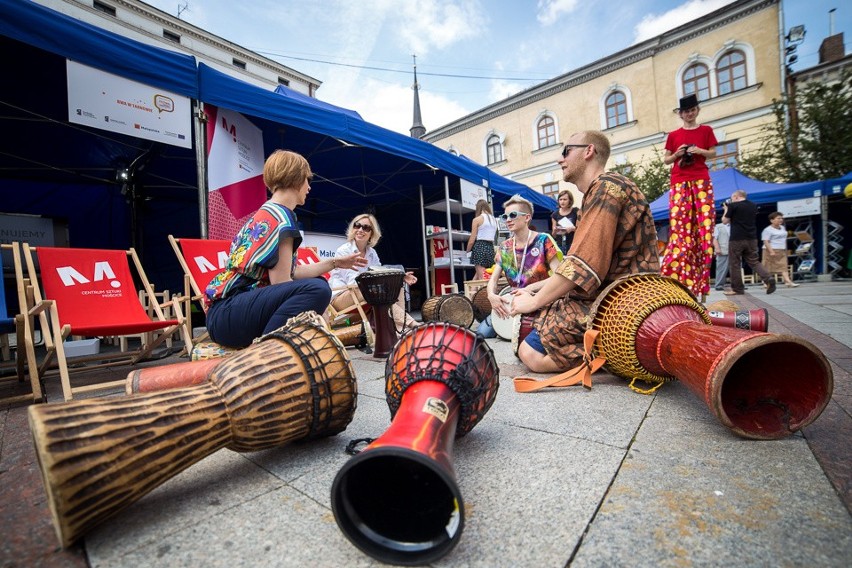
<box><xmin>423</xmin><ymin>0</ymin><xmax>784</xmax><ymax>205</ymax></box>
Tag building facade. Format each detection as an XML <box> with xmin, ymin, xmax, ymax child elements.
<box><xmin>423</xmin><ymin>0</ymin><xmax>785</xmax><ymax>205</ymax></box>
<box><xmin>33</xmin><ymin>0</ymin><xmax>321</xmax><ymax>95</ymax></box>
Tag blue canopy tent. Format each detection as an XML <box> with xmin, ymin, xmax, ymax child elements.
<box><xmin>1</xmin><ymin>0</ymin><xmax>553</xmax><ymax>298</ymax></box>
<box><xmin>0</xmin><ymin>0</ymin><xmax>203</xmax><ymax>290</ymax></box>
<box><xmin>651</xmin><ymin>168</ymin><xmax>824</xmax><ymax>222</ymax></box>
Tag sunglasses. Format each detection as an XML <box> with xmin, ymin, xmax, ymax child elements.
<box><xmin>561</xmin><ymin>144</ymin><xmax>589</xmax><ymax>158</ymax></box>
<box><xmin>353</xmin><ymin>222</ymin><xmax>373</xmax><ymax>233</ymax></box>
<box><xmin>499</xmin><ymin>211</ymin><xmax>530</xmax><ymax>221</ymax></box>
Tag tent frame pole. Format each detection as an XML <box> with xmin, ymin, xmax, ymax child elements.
<box><xmin>194</xmin><ymin>102</ymin><xmax>209</xmax><ymax>238</ymax></box>
<box><xmin>420</xmin><ymin>185</ymin><xmax>431</xmax><ymax>300</ymax></box>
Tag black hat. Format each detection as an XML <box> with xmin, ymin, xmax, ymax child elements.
<box><xmin>675</xmin><ymin>94</ymin><xmax>699</xmax><ymax>112</ymax></box>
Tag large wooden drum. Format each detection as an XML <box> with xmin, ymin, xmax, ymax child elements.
<box><xmin>471</xmin><ymin>286</ymin><xmax>491</xmax><ymax>322</ymax></box>
<box><xmin>421</xmin><ymin>294</ymin><xmax>475</xmax><ymax>328</ymax></box>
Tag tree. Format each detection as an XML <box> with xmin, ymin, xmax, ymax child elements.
<box><xmin>612</xmin><ymin>147</ymin><xmax>670</xmax><ymax>203</ymax></box>
<box><xmin>738</xmin><ymin>68</ymin><xmax>852</xmax><ymax>182</ymax></box>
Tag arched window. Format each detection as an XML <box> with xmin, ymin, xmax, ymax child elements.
<box><xmin>486</xmin><ymin>134</ymin><xmax>503</xmax><ymax>165</ymax></box>
<box><xmin>682</xmin><ymin>63</ymin><xmax>710</xmax><ymax>101</ymax></box>
<box><xmin>605</xmin><ymin>91</ymin><xmax>628</xmax><ymax>128</ymax></box>
<box><xmin>716</xmin><ymin>50</ymin><xmax>747</xmax><ymax>95</ymax></box>
<box><xmin>537</xmin><ymin>116</ymin><xmax>556</xmax><ymax>149</ymax></box>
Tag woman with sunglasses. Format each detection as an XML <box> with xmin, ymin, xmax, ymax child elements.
<box><xmin>477</xmin><ymin>195</ymin><xmax>562</xmax><ymax>337</ymax></box>
<box><xmin>550</xmin><ymin>189</ymin><xmax>579</xmax><ymax>255</ymax></box>
<box><xmin>465</xmin><ymin>199</ymin><xmax>498</xmax><ymax>279</ymax></box>
<box><xmin>205</xmin><ymin>150</ymin><xmax>367</xmax><ymax>348</ymax></box>
<box><xmin>328</xmin><ymin>213</ymin><xmax>420</xmax><ymax>331</ymax></box>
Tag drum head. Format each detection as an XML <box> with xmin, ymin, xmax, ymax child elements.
<box><xmin>491</xmin><ymin>287</ymin><xmax>515</xmax><ymax>340</ymax></box>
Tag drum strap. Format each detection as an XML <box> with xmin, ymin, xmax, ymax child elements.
<box><xmin>512</xmin><ymin>330</ymin><xmax>605</xmax><ymax>393</ymax></box>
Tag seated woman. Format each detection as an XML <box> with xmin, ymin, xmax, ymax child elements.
<box><xmin>328</xmin><ymin>213</ymin><xmax>419</xmax><ymax>332</ymax></box>
<box><xmin>478</xmin><ymin>195</ymin><xmax>563</xmax><ymax>338</ymax></box>
<box><xmin>204</xmin><ymin>150</ymin><xmax>367</xmax><ymax>348</ymax></box>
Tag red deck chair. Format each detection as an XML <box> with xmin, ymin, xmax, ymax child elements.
<box><xmin>168</xmin><ymin>236</ymin><xmax>230</xmax><ymax>341</ymax></box>
<box><xmin>22</xmin><ymin>244</ymin><xmax>190</xmax><ymax>400</ymax></box>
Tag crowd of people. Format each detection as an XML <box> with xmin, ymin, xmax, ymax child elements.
<box><xmin>204</xmin><ymin>125</ymin><xmax>796</xmax><ymax>375</ymax></box>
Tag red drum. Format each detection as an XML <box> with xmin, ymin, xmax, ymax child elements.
<box><xmin>331</xmin><ymin>323</ymin><xmax>498</xmax><ymax>565</ymax></box>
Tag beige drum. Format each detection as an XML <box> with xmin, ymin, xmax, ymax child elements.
<box><xmin>490</xmin><ymin>287</ymin><xmax>516</xmax><ymax>341</ymax></box>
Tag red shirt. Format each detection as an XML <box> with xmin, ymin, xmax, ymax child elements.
<box><xmin>665</xmin><ymin>124</ymin><xmax>717</xmax><ymax>183</ymax></box>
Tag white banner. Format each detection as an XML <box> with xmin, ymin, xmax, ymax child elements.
<box><xmin>67</xmin><ymin>60</ymin><xmax>191</xmax><ymax>149</ymax></box>
<box><xmin>207</xmin><ymin>107</ymin><xmax>265</xmax><ymax>193</ymax></box>
<box><xmin>460</xmin><ymin>178</ymin><xmax>487</xmax><ymax>210</ymax></box>
<box><xmin>302</xmin><ymin>232</ymin><xmax>348</xmax><ymax>261</ymax></box>
<box><xmin>777</xmin><ymin>197</ymin><xmax>821</xmax><ymax>218</ymax></box>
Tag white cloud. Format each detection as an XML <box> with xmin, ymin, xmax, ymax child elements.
<box><xmin>536</xmin><ymin>0</ymin><xmax>581</xmax><ymax>26</ymax></box>
<box><xmin>634</xmin><ymin>0</ymin><xmax>737</xmax><ymax>43</ymax></box>
<box><xmin>395</xmin><ymin>0</ymin><xmax>489</xmax><ymax>55</ymax></box>
<box><xmin>319</xmin><ymin>78</ymin><xmax>470</xmax><ymax>136</ymax></box>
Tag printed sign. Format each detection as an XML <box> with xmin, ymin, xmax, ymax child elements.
<box><xmin>67</xmin><ymin>60</ymin><xmax>191</xmax><ymax>149</ymax></box>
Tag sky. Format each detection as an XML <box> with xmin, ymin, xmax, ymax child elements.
<box><xmin>143</xmin><ymin>0</ymin><xmax>851</xmax><ymax>136</ymax></box>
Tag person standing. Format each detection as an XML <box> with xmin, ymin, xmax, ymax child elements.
<box><xmin>723</xmin><ymin>190</ymin><xmax>776</xmax><ymax>296</ymax></box>
<box><xmin>761</xmin><ymin>212</ymin><xmax>799</xmax><ymax>288</ymax></box>
<box><xmin>510</xmin><ymin>131</ymin><xmax>660</xmax><ymax>373</ymax></box>
<box><xmin>660</xmin><ymin>93</ymin><xmax>718</xmax><ymax>301</ymax></box>
<box><xmin>466</xmin><ymin>199</ymin><xmax>498</xmax><ymax>280</ymax></box>
<box><xmin>550</xmin><ymin>189</ymin><xmax>579</xmax><ymax>255</ymax></box>
<box><xmin>713</xmin><ymin>216</ymin><xmax>730</xmax><ymax>291</ymax></box>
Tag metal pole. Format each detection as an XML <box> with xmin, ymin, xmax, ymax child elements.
<box><xmin>194</xmin><ymin>102</ymin><xmax>209</xmax><ymax>238</ymax></box>
<box><xmin>444</xmin><ymin>176</ymin><xmax>455</xmax><ymax>288</ymax></box>
<box><xmin>420</xmin><ymin>185</ymin><xmax>431</xmax><ymax>300</ymax></box>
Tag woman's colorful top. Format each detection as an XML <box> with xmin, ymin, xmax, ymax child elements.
<box><xmin>496</xmin><ymin>232</ymin><xmax>563</xmax><ymax>289</ymax></box>
<box><xmin>204</xmin><ymin>201</ymin><xmax>302</xmax><ymax>307</ymax></box>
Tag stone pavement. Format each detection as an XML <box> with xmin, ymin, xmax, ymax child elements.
<box><xmin>1</xmin><ymin>281</ymin><xmax>851</xmax><ymax>567</ymax></box>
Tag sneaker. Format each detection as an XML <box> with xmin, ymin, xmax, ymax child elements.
<box><xmin>714</xmin><ymin>287</ymin><xmax>725</xmax><ymax>291</ymax></box>
<box><xmin>765</xmin><ymin>280</ymin><xmax>776</xmax><ymax>295</ymax></box>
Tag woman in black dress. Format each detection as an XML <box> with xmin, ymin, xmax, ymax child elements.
<box><xmin>550</xmin><ymin>189</ymin><xmax>579</xmax><ymax>254</ymax></box>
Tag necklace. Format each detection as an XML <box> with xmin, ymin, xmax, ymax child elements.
<box><xmin>513</xmin><ymin>231</ymin><xmax>533</xmax><ymax>273</ymax></box>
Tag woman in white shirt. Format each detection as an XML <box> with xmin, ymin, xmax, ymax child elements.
<box><xmin>466</xmin><ymin>199</ymin><xmax>498</xmax><ymax>279</ymax></box>
<box><xmin>761</xmin><ymin>211</ymin><xmax>798</xmax><ymax>288</ymax></box>
<box><xmin>328</xmin><ymin>213</ymin><xmax>420</xmax><ymax>330</ymax></box>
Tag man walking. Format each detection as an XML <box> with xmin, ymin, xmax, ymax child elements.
<box><xmin>722</xmin><ymin>189</ymin><xmax>775</xmax><ymax>295</ymax></box>
<box><xmin>713</xmin><ymin>216</ymin><xmax>730</xmax><ymax>291</ymax></box>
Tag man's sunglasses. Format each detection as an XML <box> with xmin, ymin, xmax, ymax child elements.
<box><xmin>561</xmin><ymin>144</ymin><xmax>589</xmax><ymax>158</ymax></box>
<box><xmin>353</xmin><ymin>222</ymin><xmax>373</xmax><ymax>232</ymax></box>
<box><xmin>499</xmin><ymin>211</ymin><xmax>530</xmax><ymax>221</ymax></box>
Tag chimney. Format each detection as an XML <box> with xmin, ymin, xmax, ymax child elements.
<box><xmin>819</xmin><ymin>33</ymin><xmax>845</xmax><ymax>64</ymax></box>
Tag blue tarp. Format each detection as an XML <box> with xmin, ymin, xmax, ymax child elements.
<box><xmin>651</xmin><ymin>168</ymin><xmax>825</xmax><ymax>221</ymax></box>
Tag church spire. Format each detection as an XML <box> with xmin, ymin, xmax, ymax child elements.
<box><xmin>410</xmin><ymin>55</ymin><xmax>426</xmax><ymax>139</ymax></box>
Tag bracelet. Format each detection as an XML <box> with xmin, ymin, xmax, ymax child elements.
<box><xmin>332</xmin><ymin>259</ymin><xmax>337</xmax><ymax>269</ymax></box>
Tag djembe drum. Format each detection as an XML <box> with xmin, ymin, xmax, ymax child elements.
<box><xmin>331</xmin><ymin>323</ymin><xmax>498</xmax><ymax>565</ymax></box>
<box><xmin>587</xmin><ymin>273</ymin><xmax>832</xmax><ymax>439</ymax></box>
<box><xmin>421</xmin><ymin>293</ymin><xmax>475</xmax><ymax>328</ymax></box>
<box><xmin>471</xmin><ymin>286</ymin><xmax>492</xmax><ymax>322</ymax></box>
<box><xmin>29</xmin><ymin>312</ymin><xmax>358</xmax><ymax>548</ymax></box>
<box><xmin>356</xmin><ymin>269</ymin><xmax>405</xmax><ymax>358</ymax></box>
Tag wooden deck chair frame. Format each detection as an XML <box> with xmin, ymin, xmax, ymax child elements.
<box><xmin>22</xmin><ymin>244</ymin><xmax>192</xmax><ymax>401</ymax></box>
<box><xmin>168</xmin><ymin>235</ymin><xmax>231</xmax><ymax>344</ymax></box>
<box><xmin>0</xmin><ymin>242</ymin><xmax>49</xmax><ymax>404</ymax></box>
